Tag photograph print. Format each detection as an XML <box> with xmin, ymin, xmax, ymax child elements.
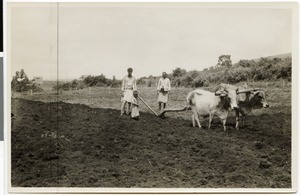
<box><xmin>7</xmin><ymin>2</ymin><xmax>297</xmax><ymax>193</ymax></box>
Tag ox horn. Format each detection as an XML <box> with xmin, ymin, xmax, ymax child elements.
<box><xmin>251</xmin><ymin>90</ymin><xmax>260</xmax><ymax>95</ymax></box>
<box><xmin>218</xmin><ymin>89</ymin><xmax>228</xmax><ymax>96</ymax></box>
<box><xmin>215</xmin><ymin>90</ymin><xmax>221</xmax><ymax>96</ymax></box>
<box><xmin>215</xmin><ymin>87</ymin><xmax>228</xmax><ymax>96</ymax></box>
<box><xmin>237</xmin><ymin>89</ymin><xmax>252</xmax><ymax>94</ymax></box>
<box><xmin>250</xmin><ymin>88</ymin><xmax>260</xmax><ymax>94</ymax></box>
<box><xmin>238</xmin><ymin>88</ymin><xmax>261</xmax><ymax>94</ymax></box>
<box><xmin>220</xmin><ymin>91</ymin><xmax>228</xmax><ymax>96</ymax></box>
<box><xmin>215</xmin><ymin>91</ymin><xmax>227</xmax><ymax>96</ymax></box>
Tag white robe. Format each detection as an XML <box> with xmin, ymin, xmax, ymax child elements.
<box><xmin>121</xmin><ymin>76</ymin><xmax>137</xmax><ymax>102</ymax></box>
<box><xmin>157</xmin><ymin>78</ymin><xmax>171</xmax><ymax>103</ymax></box>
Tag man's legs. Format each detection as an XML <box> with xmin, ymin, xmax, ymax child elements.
<box><xmin>121</xmin><ymin>101</ymin><xmax>132</xmax><ymax>116</ymax></box>
<box><xmin>163</xmin><ymin>103</ymin><xmax>166</xmax><ymax>109</ymax></box>
<box><xmin>121</xmin><ymin>101</ymin><xmax>126</xmax><ymax>116</ymax></box>
<box><xmin>158</xmin><ymin>102</ymin><xmax>162</xmax><ymax>110</ymax></box>
<box><xmin>127</xmin><ymin>103</ymin><xmax>132</xmax><ymax>115</ymax></box>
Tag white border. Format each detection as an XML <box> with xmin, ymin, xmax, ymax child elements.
<box><xmin>4</xmin><ymin>0</ymin><xmax>9</xmax><ymax>193</ymax></box>
<box><xmin>4</xmin><ymin>1</ymin><xmax>299</xmax><ymax>194</ymax></box>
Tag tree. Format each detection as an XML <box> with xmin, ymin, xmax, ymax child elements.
<box><xmin>182</xmin><ymin>75</ymin><xmax>193</xmax><ymax>87</ymax></box>
<box><xmin>237</xmin><ymin>59</ymin><xmax>255</xmax><ymax>67</ymax></box>
<box><xmin>172</xmin><ymin>78</ymin><xmax>181</xmax><ymax>87</ymax></box>
<box><xmin>83</xmin><ymin>75</ymin><xmax>93</xmax><ymax>86</ymax></box>
<box><xmin>189</xmin><ymin>70</ymin><xmax>199</xmax><ymax>78</ymax></box>
<box><xmin>172</xmin><ymin>67</ymin><xmax>187</xmax><ymax>77</ymax></box>
<box><xmin>95</xmin><ymin>74</ymin><xmax>107</xmax><ymax>86</ymax></box>
<box><xmin>137</xmin><ymin>78</ymin><xmax>146</xmax><ymax>86</ymax></box>
<box><xmin>80</xmin><ymin>75</ymin><xmax>86</xmax><ymax>80</ymax></box>
<box><xmin>71</xmin><ymin>79</ymin><xmax>79</xmax><ymax>88</ymax></box>
<box><xmin>217</xmin><ymin>55</ymin><xmax>232</xmax><ymax>68</ymax></box>
<box><xmin>194</xmin><ymin>76</ymin><xmax>209</xmax><ymax>88</ymax></box>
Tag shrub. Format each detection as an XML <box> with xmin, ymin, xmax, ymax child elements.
<box><xmin>194</xmin><ymin>76</ymin><xmax>209</xmax><ymax>88</ymax></box>
<box><xmin>172</xmin><ymin>67</ymin><xmax>187</xmax><ymax>77</ymax></box>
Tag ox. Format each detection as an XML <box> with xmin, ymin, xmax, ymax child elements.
<box><xmin>186</xmin><ymin>86</ymin><xmax>238</xmax><ymax>131</ymax></box>
<box><xmin>235</xmin><ymin>88</ymin><xmax>269</xmax><ymax>129</ymax></box>
<box><xmin>217</xmin><ymin>83</ymin><xmax>269</xmax><ymax>129</ymax></box>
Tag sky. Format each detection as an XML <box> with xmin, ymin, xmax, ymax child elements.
<box><xmin>10</xmin><ymin>3</ymin><xmax>292</xmax><ymax>81</ymax></box>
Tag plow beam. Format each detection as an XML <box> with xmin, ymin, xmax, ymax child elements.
<box><xmin>158</xmin><ymin>106</ymin><xmax>190</xmax><ymax>118</ymax></box>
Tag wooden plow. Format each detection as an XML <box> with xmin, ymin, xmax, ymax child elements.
<box><xmin>138</xmin><ymin>94</ymin><xmax>190</xmax><ymax>118</ymax></box>
<box><xmin>138</xmin><ymin>96</ymin><xmax>159</xmax><ymax>116</ymax></box>
<box><xmin>157</xmin><ymin>106</ymin><xmax>191</xmax><ymax>118</ymax></box>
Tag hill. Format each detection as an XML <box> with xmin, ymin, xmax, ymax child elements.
<box><xmin>138</xmin><ymin>53</ymin><xmax>292</xmax><ymax>88</ymax></box>
<box><xmin>253</xmin><ymin>53</ymin><xmax>291</xmax><ymax>62</ymax></box>
<box><xmin>28</xmin><ymin>53</ymin><xmax>292</xmax><ymax>91</ymax></box>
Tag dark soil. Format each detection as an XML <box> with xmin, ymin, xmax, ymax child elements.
<box><xmin>11</xmin><ymin>98</ymin><xmax>291</xmax><ymax>188</ymax></box>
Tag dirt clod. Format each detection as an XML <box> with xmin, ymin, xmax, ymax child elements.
<box><xmin>259</xmin><ymin>161</ymin><xmax>272</xmax><ymax>169</ymax></box>
<box><xmin>254</xmin><ymin>141</ymin><xmax>264</xmax><ymax>149</ymax></box>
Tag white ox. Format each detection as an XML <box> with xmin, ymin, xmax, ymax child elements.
<box><xmin>186</xmin><ymin>86</ymin><xmax>238</xmax><ymax>131</ymax></box>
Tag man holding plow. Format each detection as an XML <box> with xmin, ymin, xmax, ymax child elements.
<box><xmin>121</xmin><ymin>67</ymin><xmax>137</xmax><ymax>116</ymax></box>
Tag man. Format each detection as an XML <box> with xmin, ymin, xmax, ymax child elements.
<box><xmin>157</xmin><ymin>72</ymin><xmax>171</xmax><ymax>110</ymax></box>
<box><xmin>121</xmin><ymin>68</ymin><xmax>137</xmax><ymax>116</ymax></box>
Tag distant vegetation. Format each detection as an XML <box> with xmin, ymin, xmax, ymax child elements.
<box><xmin>81</xmin><ymin>75</ymin><xmax>121</xmax><ymax>88</ymax></box>
<box><xmin>138</xmin><ymin>54</ymin><xmax>292</xmax><ymax>88</ymax></box>
<box><xmin>52</xmin><ymin>75</ymin><xmax>122</xmax><ymax>91</ymax></box>
<box><xmin>13</xmin><ymin>54</ymin><xmax>292</xmax><ymax>92</ymax></box>
<box><xmin>52</xmin><ymin>54</ymin><xmax>293</xmax><ymax>91</ymax></box>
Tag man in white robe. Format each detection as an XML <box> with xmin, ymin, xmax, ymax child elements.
<box><xmin>121</xmin><ymin>68</ymin><xmax>137</xmax><ymax>116</ymax></box>
<box><xmin>157</xmin><ymin>72</ymin><xmax>171</xmax><ymax>110</ymax></box>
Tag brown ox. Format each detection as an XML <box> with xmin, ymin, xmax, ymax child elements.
<box><xmin>217</xmin><ymin>83</ymin><xmax>269</xmax><ymax>129</ymax></box>
<box><xmin>235</xmin><ymin>88</ymin><xmax>269</xmax><ymax>129</ymax></box>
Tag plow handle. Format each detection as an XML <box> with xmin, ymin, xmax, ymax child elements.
<box><xmin>138</xmin><ymin>96</ymin><xmax>158</xmax><ymax>116</ymax></box>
